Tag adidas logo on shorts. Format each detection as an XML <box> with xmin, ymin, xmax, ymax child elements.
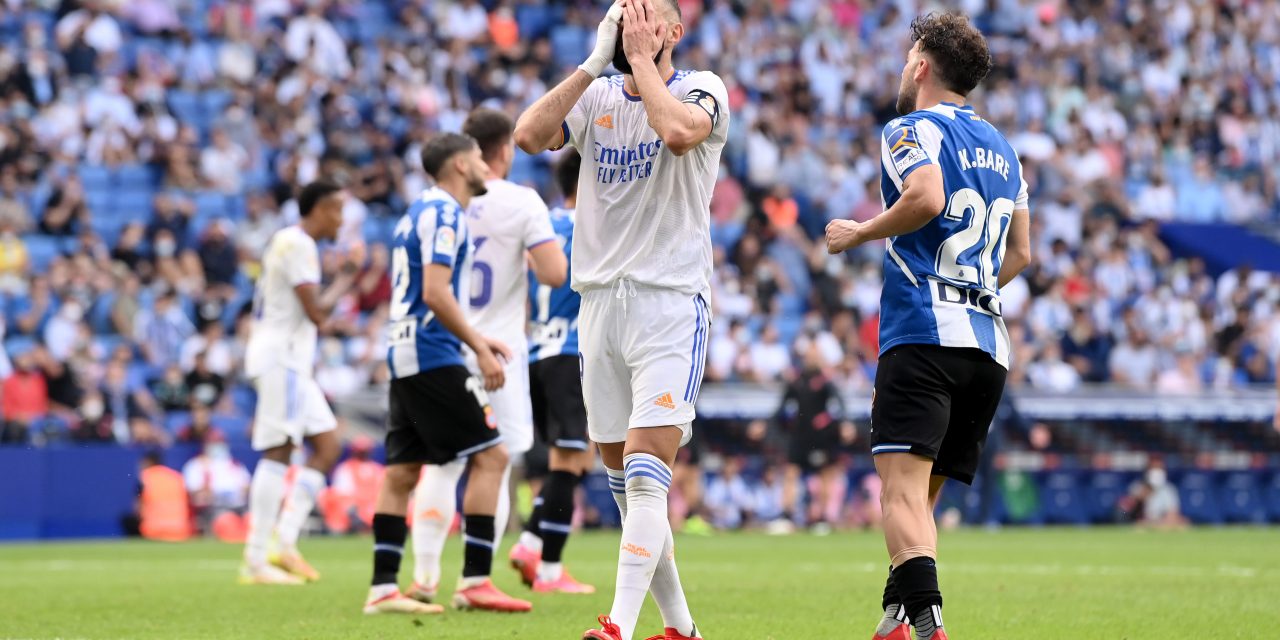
<box><xmin>653</xmin><ymin>393</ymin><xmax>676</xmax><ymax>410</ymax></box>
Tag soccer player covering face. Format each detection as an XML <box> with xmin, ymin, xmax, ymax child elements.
<box><xmin>825</xmin><ymin>14</ymin><xmax>1032</xmax><ymax>640</ymax></box>
<box><xmin>514</xmin><ymin>0</ymin><xmax>729</xmax><ymax>637</ymax></box>
<box><xmin>407</xmin><ymin>108</ymin><xmax>568</xmax><ymax>604</ymax></box>
<box><xmin>507</xmin><ymin>150</ymin><xmax>599</xmax><ymax>595</ymax></box>
<box><xmin>240</xmin><ymin>179</ymin><xmax>357</xmax><ymax>586</ymax></box>
<box><xmin>362</xmin><ymin>133</ymin><xmax>530</xmax><ymax>615</ymax></box>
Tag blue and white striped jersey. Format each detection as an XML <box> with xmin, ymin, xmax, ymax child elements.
<box><xmin>528</xmin><ymin>207</ymin><xmax>579</xmax><ymax>362</ymax></box>
<box><xmin>878</xmin><ymin>102</ymin><xmax>1029</xmax><ymax>369</ymax></box>
<box><xmin>386</xmin><ymin>187</ymin><xmax>473</xmax><ymax>378</ymax></box>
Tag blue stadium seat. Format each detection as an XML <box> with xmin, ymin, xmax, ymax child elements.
<box><xmin>1176</xmin><ymin>471</ymin><xmax>1223</xmax><ymax>525</ymax></box>
<box><xmin>210</xmin><ymin>415</ymin><xmax>250</xmax><ymax>441</ymax></box>
<box><xmin>200</xmin><ymin>90</ymin><xmax>232</xmax><ymax>119</ymax></box>
<box><xmin>1040</xmin><ymin>470</ymin><xmax>1089</xmax><ymax>525</ymax></box>
<box><xmin>582</xmin><ymin>472</ymin><xmax>622</xmax><ymax>528</ymax></box>
<box><xmin>84</xmin><ymin>188</ymin><xmax>112</xmax><ymax>214</ymax></box>
<box><xmin>125</xmin><ymin>363</ymin><xmax>158</xmax><ymax>391</ymax></box>
<box><xmin>164</xmin><ymin>412</ymin><xmax>193</xmax><ymax>433</ymax></box>
<box><xmin>229</xmin><ymin>384</ymin><xmax>257</xmax><ymax>416</ymax></box>
<box><xmin>113</xmin><ymin>164</ymin><xmax>155</xmax><ymax>190</ymax></box>
<box><xmin>168</xmin><ymin>91</ymin><xmax>203</xmax><ymax>124</ymax></box>
<box><xmin>1221</xmin><ymin>472</ymin><xmax>1267</xmax><ymax>524</ymax></box>
<box><xmin>87</xmin><ymin>293</ymin><xmax>116</xmax><ymax>334</ymax></box>
<box><xmin>92</xmin><ymin>334</ymin><xmax>127</xmax><ymax>358</ymax></box>
<box><xmin>111</xmin><ymin>189</ymin><xmax>155</xmax><ymax>218</ymax></box>
<box><xmin>23</xmin><ymin>235</ymin><xmax>62</xmax><ymax>271</ymax></box>
<box><xmin>78</xmin><ymin>165</ymin><xmax>111</xmax><ymax>191</ymax></box>
<box><xmin>4</xmin><ymin>335</ymin><xmax>37</xmax><ymax>357</ymax></box>
<box><xmin>194</xmin><ymin>192</ymin><xmax>229</xmax><ymax>217</ymax></box>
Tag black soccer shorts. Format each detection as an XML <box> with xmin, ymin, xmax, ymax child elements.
<box><xmin>385</xmin><ymin>365</ymin><xmax>502</xmax><ymax>465</ymax></box>
<box><xmin>529</xmin><ymin>354</ymin><xmax>589</xmax><ymax>451</ymax></box>
<box><xmin>869</xmin><ymin>344</ymin><xmax>1007</xmax><ymax>484</ymax></box>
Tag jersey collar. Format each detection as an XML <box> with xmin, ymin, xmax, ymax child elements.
<box><xmin>621</xmin><ymin>69</ymin><xmax>679</xmax><ymax>102</ymax></box>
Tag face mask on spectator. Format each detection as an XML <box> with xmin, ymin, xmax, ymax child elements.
<box><xmin>207</xmin><ymin>444</ymin><xmax>230</xmax><ymax>461</ymax></box>
<box><xmin>156</xmin><ymin>238</ymin><xmax>176</xmax><ymax>257</ymax></box>
<box><xmin>82</xmin><ymin>399</ymin><xmax>104</xmax><ymax>421</ymax></box>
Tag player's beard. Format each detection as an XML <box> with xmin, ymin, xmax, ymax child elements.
<box><xmin>612</xmin><ymin>25</ymin><xmax>664</xmax><ymax>75</ymax></box>
<box><xmin>895</xmin><ymin>78</ymin><xmax>918</xmax><ymax>116</ymax></box>
<box><xmin>468</xmin><ymin>170</ymin><xmax>489</xmax><ymax>198</ymax></box>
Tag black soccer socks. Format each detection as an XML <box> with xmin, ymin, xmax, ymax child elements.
<box><xmin>462</xmin><ymin>514</ymin><xmax>497</xmax><ymax>578</ymax></box>
<box><xmin>371</xmin><ymin>513</ymin><xmax>407</xmax><ymax>586</ymax></box>
<box><xmin>893</xmin><ymin>556</ymin><xmax>944</xmax><ymax>639</ymax></box>
<box><xmin>539</xmin><ymin>470</ymin><xmax>581</xmax><ymax>564</ymax></box>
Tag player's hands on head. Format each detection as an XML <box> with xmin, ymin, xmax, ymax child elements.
<box><xmin>824</xmin><ymin>219</ymin><xmax>864</xmax><ymax>254</ymax></box>
<box><xmin>621</xmin><ymin>0</ymin><xmax>664</xmax><ymax>68</ymax></box>
<box><xmin>579</xmin><ymin>0</ymin><xmax>625</xmax><ymax>77</ymax></box>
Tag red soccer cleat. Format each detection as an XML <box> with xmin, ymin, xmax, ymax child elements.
<box><xmin>451</xmin><ymin>579</ymin><xmax>532</xmax><ymax>613</ymax></box>
<box><xmin>932</xmin><ymin>631</ymin><xmax>949</xmax><ymax>640</ymax></box>
<box><xmin>872</xmin><ymin>623</ymin><xmax>911</xmax><ymax>640</ymax></box>
<box><xmin>644</xmin><ymin>623</ymin><xmax>702</xmax><ymax>639</ymax></box>
<box><xmin>532</xmin><ymin>569</ymin><xmax>595</xmax><ymax>594</ymax></box>
<box><xmin>508</xmin><ymin>542</ymin><xmax>540</xmax><ymax>587</ymax></box>
<box><xmin>583</xmin><ymin>615</ymin><xmax>623</xmax><ymax>640</ymax></box>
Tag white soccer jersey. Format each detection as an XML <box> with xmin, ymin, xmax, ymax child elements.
<box><xmin>244</xmin><ymin>225</ymin><xmax>321</xmax><ymax>377</ymax></box>
<box><xmin>561</xmin><ymin>70</ymin><xmax>730</xmax><ymax>294</ymax></box>
<box><xmin>465</xmin><ymin>178</ymin><xmax>556</xmax><ymax>351</ymax></box>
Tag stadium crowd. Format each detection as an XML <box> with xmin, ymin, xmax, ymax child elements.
<box><xmin>0</xmin><ymin>0</ymin><xmax>1278</xmax><ymax>462</ymax></box>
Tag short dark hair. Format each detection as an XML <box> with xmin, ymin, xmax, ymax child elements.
<box><xmin>462</xmin><ymin>108</ymin><xmax>514</xmax><ymax>162</ymax></box>
<box><xmin>421</xmin><ymin>133</ymin><xmax>477</xmax><ymax>180</ymax></box>
<box><xmin>297</xmin><ymin>179</ymin><xmax>343</xmax><ymax>217</ymax></box>
<box><xmin>910</xmin><ymin>12</ymin><xmax>992</xmax><ymax>96</ymax></box>
<box><xmin>141</xmin><ymin>450</ymin><xmax>163</xmax><ymax>467</ymax></box>
<box><xmin>555</xmin><ymin>150</ymin><xmax>581</xmax><ymax>199</ymax></box>
<box><xmin>661</xmin><ymin>0</ymin><xmax>681</xmax><ymax>20</ymax></box>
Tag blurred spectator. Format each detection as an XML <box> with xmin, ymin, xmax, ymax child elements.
<box><xmin>1026</xmin><ymin>343</ymin><xmax>1081</xmax><ymax>392</ymax></box>
<box><xmin>55</xmin><ymin>0</ymin><xmax>123</xmax><ymax>76</ymax></box>
<box><xmin>185</xmin><ymin>351</ymin><xmax>225</xmax><ymax>408</ymax></box>
<box><xmin>40</xmin><ymin>175</ymin><xmax>87</xmax><ymax>236</ymax></box>
<box><xmin>131</xmin><ymin>450</ymin><xmax>193</xmax><ymax>542</ymax></box>
<box><xmin>183</xmin><ymin>431</ymin><xmax>251</xmax><ymax>535</ymax></box>
<box><xmin>100</xmin><ymin>360</ymin><xmax>163</xmax><ymax>445</ymax></box>
<box><xmin>704</xmin><ymin>456</ymin><xmax>754</xmax><ymax>530</ymax></box>
<box><xmin>355</xmin><ymin>243</ymin><xmax>391</xmax><ymax>313</ymax></box>
<box><xmin>196</xmin><ymin>220</ymin><xmax>240</xmax><ymax>292</ymax></box>
<box><xmin>315</xmin><ymin>337</ymin><xmax>363</xmax><ymax>399</ymax></box>
<box><xmin>1132</xmin><ymin>463</ymin><xmax>1189</xmax><ymax>530</ymax></box>
<box><xmin>175</xmin><ymin>402</ymin><xmax>216</xmax><ymax>444</ymax></box>
<box><xmin>1109</xmin><ymin>330</ymin><xmax>1159</xmax><ymax>390</ymax></box>
<box><xmin>748</xmin><ymin>324</ymin><xmax>790</xmax><ymax>382</ymax></box>
<box><xmin>321</xmin><ymin>436</ymin><xmax>383</xmax><ymax>533</ymax></box>
<box><xmin>133</xmin><ymin>288</ymin><xmax>194</xmax><ymax>368</ymax></box>
<box><xmin>1175</xmin><ymin>157</ymin><xmax>1226</xmax><ymax>223</ymax></box>
<box><xmin>200</xmin><ymin>130</ymin><xmax>250</xmax><ymax>194</ymax></box>
<box><xmin>0</xmin><ymin>216</ymin><xmax>28</xmax><ymax>294</ymax></box>
<box><xmin>2</xmin><ymin>348</ymin><xmax>49</xmax><ymax>443</ymax></box>
<box><xmin>234</xmin><ymin>193</ymin><xmax>282</xmax><ymax>264</ymax></box>
<box><xmin>151</xmin><ymin>364</ymin><xmax>192</xmax><ymax>413</ymax></box>
<box><xmin>283</xmin><ymin>0</ymin><xmax>351</xmax><ymax>78</ymax></box>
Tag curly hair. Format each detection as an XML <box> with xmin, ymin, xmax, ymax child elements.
<box><xmin>910</xmin><ymin>12</ymin><xmax>992</xmax><ymax>97</ymax></box>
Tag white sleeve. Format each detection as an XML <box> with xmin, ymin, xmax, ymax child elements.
<box><xmin>1015</xmin><ymin>156</ymin><xmax>1030</xmax><ymax>210</ymax></box>
<box><xmin>522</xmin><ymin>190</ymin><xmax>555</xmax><ymax>249</ymax></box>
<box><xmin>679</xmin><ymin>71</ymin><xmax>730</xmax><ymax>134</ymax></box>
<box><xmin>283</xmin><ymin>236</ymin><xmax>321</xmax><ymax>287</ymax></box>
<box><xmin>561</xmin><ymin>80</ymin><xmax>602</xmax><ymax>150</ymax></box>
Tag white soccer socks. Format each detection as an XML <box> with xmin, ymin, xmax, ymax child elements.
<box><xmin>411</xmin><ymin>459</ymin><xmax>466</xmax><ymax>587</ymax></box>
<box><xmin>276</xmin><ymin>466</ymin><xmax>326</xmax><ymax>551</ymax></box>
<box><xmin>245</xmin><ymin>459</ymin><xmax>289</xmax><ymax>566</ymax></box>
<box><xmin>607</xmin><ymin>455</ymin><xmax>696</xmax><ymax>640</ymax></box>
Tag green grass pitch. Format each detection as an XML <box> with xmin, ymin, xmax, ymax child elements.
<box><xmin>0</xmin><ymin>528</ymin><xmax>1275</xmax><ymax>639</ymax></box>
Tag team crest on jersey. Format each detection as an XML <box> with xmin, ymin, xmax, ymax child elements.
<box><xmin>434</xmin><ymin>226</ymin><xmax>455</xmax><ymax>255</ymax></box>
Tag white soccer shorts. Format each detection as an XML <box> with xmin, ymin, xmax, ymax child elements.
<box><xmin>579</xmin><ymin>284</ymin><xmax>711</xmax><ymax>446</ymax></box>
<box><xmin>251</xmin><ymin>366</ymin><xmax>337</xmax><ymax>451</ymax></box>
<box><xmin>466</xmin><ymin>346</ymin><xmax>534</xmax><ymax>455</ymax></box>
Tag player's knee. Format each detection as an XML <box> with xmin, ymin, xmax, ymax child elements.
<box><xmin>307</xmin><ymin>434</ymin><xmax>342</xmax><ymax>471</ymax></box>
<box><xmin>383</xmin><ymin>464</ymin><xmax>420</xmax><ymax>495</ymax></box>
<box><xmin>470</xmin><ymin>444</ymin><xmax>510</xmax><ymax>473</ymax></box>
<box><xmin>881</xmin><ymin>482</ymin><xmax>928</xmax><ymax>514</ymax></box>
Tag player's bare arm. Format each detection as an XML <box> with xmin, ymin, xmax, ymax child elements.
<box><xmin>294</xmin><ymin>267</ymin><xmax>357</xmax><ymax>326</ymax></box>
<box><xmin>623</xmin><ymin>0</ymin><xmax>713</xmax><ymax>155</ymax></box>
<box><xmin>528</xmin><ymin>242</ymin><xmax>568</xmax><ymax>287</ymax></box>
<box><xmin>422</xmin><ymin>263</ymin><xmax>507</xmax><ymax>391</ymax></box>
<box><xmin>513</xmin><ymin>3</ymin><xmax>623</xmax><ymax>153</ymax></box>
<box><xmin>997</xmin><ymin>208</ymin><xmax>1031</xmax><ymax>288</ymax></box>
<box><xmin>826</xmin><ymin>165</ymin><xmax>945</xmax><ymax>254</ymax></box>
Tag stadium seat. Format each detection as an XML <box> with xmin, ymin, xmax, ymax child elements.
<box><xmin>168</xmin><ymin>91</ymin><xmax>203</xmax><ymax>124</ymax></box>
<box><xmin>164</xmin><ymin>412</ymin><xmax>192</xmax><ymax>434</ymax></box>
<box><xmin>111</xmin><ymin>189</ymin><xmax>155</xmax><ymax>218</ymax></box>
<box><xmin>23</xmin><ymin>235</ymin><xmax>62</xmax><ymax>272</ymax></box>
<box><xmin>1175</xmin><ymin>471</ymin><xmax>1223</xmax><ymax>525</ymax></box>
<box><xmin>200</xmin><ymin>90</ymin><xmax>232</xmax><ymax>120</ymax></box>
<box><xmin>84</xmin><ymin>188</ymin><xmax>112</xmax><ymax>214</ymax></box>
<box><xmin>582</xmin><ymin>472</ymin><xmax>622</xmax><ymax>528</ymax></box>
<box><xmin>4</xmin><ymin>335</ymin><xmax>37</xmax><ymax>357</ymax></box>
<box><xmin>112</xmin><ymin>165</ymin><xmax>154</xmax><ymax>190</ymax></box>
<box><xmin>1040</xmin><ymin>470</ymin><xmax>1089</xmax><ymax>525</ymax></box>
<box><xmin>1220</xmin><ymin>472</ymin><xmax>1267</xmax><ymax>524</ymax></box>
<box><xmin>210</xmin><ymin>415</ymin><xmax>250</xmax><ymax>441</ymax></box>
<box><xmin>194</xmin><ymin>192</ymin><xmax>229</xmax><ymax>218</ymax></box>
<box><xmin>78</xmin><ymin>165</ymin><xmax>111</xmax><ymax>191</ymax></box>
<box><xmin>229</xmin><ymin>385</ymin><xmax>257</xmax><ymax>416</ymax></box>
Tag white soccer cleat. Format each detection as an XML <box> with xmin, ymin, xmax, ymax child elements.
<box><xmin>364</xmin><ymin>589</ymin><xmax>445</xmax><ymax>615</ymax></box>
<box><xmin>238</xmin><ymin>562</ymin><xmax>305</xmax><ymax>585</ymax></box>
